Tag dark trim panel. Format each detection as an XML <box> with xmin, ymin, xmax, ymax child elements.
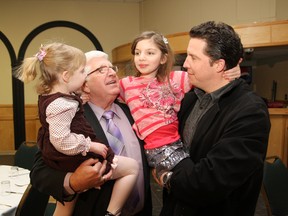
<box><xmin>0</xmin><ymin>31</ymin><xmax>24</xmax><ymax>150</ymax></box>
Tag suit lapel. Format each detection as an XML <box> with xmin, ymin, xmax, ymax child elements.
<box><xmin>83</xmin><ymin>103</ymin><xmax>109</xmax><ymax>145</ymax></box>
<box><xmin>178</xmin><ymin>91</ymin><xmax>198</xmax><ymax>136</ymax></box>
<box><xmin>179</xmin><ymin>91</ymin><xmax>220</xmax><ymax>155</ymax></box>
<box><xmin>115</xmin><ymin>100</ymin><xmax>134</xmax><ymax>125</ymax></box>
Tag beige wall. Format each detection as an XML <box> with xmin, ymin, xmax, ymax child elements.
<box><xmin>1</xmin><ymin>0</ymin><xmax>288</xmax><ymax>104</ymax></box>
<box><xmin>140</xmin><ymin>0</ymin><xmax>288</xmax><ymax>102</ymax></box>
<box><xmin>140</xmin><ymin>0</ymin><xmax>277</xmax><ymax>35</ymax></box>
<box><xmin>276</xmin><ymin>0</ymin><xmax>288</xmax><ymax>20</ymax></box>
<box><xmin>0</xmin><ymin>0</ymin><xmax>140</xmax><ymax>104</ymax></box>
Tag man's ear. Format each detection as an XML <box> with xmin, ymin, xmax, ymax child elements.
<box><xmin>82</xmin><ymin>81</ymin><xmax>90</xmax><ymax>93</ymax></box>
<box><xmin>62</xmin><ymin>71</ymin><xmax>70</xmax><ymax>83</ymax></box>
<box><xmin>215</xmin><ymin>59</ymin><xmax>226</xmax><ymax>73</ymax></box>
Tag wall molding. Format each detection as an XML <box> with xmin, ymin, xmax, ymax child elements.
<box><xmin>0</xmin><ymin>104</ymin><xmax>39</xmax><ymax>151</ymax></box>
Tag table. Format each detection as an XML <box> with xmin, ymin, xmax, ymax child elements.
<box><xmin>0</xmin><ymin>165</ymin><xmax>30</xmax><ymax>216</ymax></box>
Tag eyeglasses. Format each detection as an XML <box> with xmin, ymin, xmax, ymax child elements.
<box><xmin>87</xmin><ymin>66</ymin><xmax>118</xmax><ymax>77</ymax></box>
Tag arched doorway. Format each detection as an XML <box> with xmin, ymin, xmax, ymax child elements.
<box><xmin>3</xmin><ymin>20</ymin><xmax>103</xmax><ymax>149</ymax></box>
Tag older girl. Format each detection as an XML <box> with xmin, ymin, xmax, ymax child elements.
<box><xmin>119</xmin><ymin>31</ymin><xmax>240</xmax><ymax>185</ymax></box>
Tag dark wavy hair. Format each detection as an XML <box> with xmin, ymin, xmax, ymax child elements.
<box><xmin>189</xmin><ymin>21</ymin><xmax>243</xmax><ymax>70</ymax></box>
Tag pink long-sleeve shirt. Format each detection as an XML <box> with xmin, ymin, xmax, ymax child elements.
<box><xmin>119</xmin><ymin>71</ymin><xmax>192</xmax><ymax>149</ymax></box>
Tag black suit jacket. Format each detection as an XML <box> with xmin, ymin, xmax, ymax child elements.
<box><xmin>161</xmin><ymin>79</ymin><xmax>271</xmax><ymax>216</ymax></box>
<box><xmin>30</xmin><ymin>101</ymin><xmax>152</xmax><ymax>216</ymax></box>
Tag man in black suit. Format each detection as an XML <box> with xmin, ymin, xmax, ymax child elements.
<box><xmin>158</xmin><ymin>21</ymin><xmax>271</xmax><ymax>216</ymax></box>
<box><xmin>30</xmin><ymin>51</ymin><xmax>152</xmax><ymax>216</ymax></box>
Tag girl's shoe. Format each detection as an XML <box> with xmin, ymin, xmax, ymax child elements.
<box><xmin>105</xmin><ymin>211</ymin><xmax>115</xmax><ymax>216</ymax></box>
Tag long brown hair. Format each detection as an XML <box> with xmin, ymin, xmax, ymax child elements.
<box><xmin>131</xmin><ymin>31</ymin><xmax>175</xmax><ymax>82</ymax></box>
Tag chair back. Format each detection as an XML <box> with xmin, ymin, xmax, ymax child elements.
<box><xmin>14</xmin><ymin>142</ymin><xmax>56</xmax><ymax>215</ymax></box>
<box><xmin>15</xmin><ymin>184</ymin><xmax>50</xmax><ymax>216</ymax></box>
<box><xmin>14</xmin><ymin>141</ymin><xmax>38</xmax><ymax>170</ymax></box>
<box><xmin>263</xmin><ymin>156</ymin><xmax>288</xmax><ymax>216</ymax></box>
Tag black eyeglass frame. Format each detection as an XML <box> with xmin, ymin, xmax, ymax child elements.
<box><xmin>87</xmin><ymin>65</ymin><xmax>118</xmax><ymax>76</ymax></box>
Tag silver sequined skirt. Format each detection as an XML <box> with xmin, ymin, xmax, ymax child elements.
<box><xmin>145</xmin><ymin>139</ymin><xmax>189</xmax><ymax>178</ymax></box>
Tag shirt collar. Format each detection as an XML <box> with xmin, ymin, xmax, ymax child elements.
<box><xmin>195</xmin><ymin>80</ymin><xmax>237</xmax><ymax>102</ymax></box>
<box><xmin>87</xmin><ymin>102</ymin><xmax>122</xmax><ymax>120</ymax></box>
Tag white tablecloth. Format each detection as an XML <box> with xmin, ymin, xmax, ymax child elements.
<box><xmin>0</xmin><ymin>165</ymin><xmax>30</xmax><ymax>216</ymax></box>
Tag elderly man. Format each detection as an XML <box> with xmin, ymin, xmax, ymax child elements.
<box><xmin>159</xmin><ymin>21</ymin><xmax>271</xmax><ymax>216</ymax></box>
<box><xmin>30</xmin><ymin>51</ymin><xmax>152</xmax><ymax>216</ymax></box>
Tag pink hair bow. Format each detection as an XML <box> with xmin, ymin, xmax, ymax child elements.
<box><xmin>36</xmin><ymin>49</ymin><xmax>46</xmax><ymax>61</ymax></box>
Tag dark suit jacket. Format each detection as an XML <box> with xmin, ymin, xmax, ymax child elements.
<box><xmin>30</xmin><ymin>101</ymin><xmax>152</xmax><ymax>216</ymax></box>
<box><xmin>161</xmin><ymin>79</ymin><xmax>271</xmax><ymax>216</ymax></box>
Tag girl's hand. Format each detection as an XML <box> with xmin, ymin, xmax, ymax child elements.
<box><xmin>223</xmin><ymin>64</ymin><xmax>241</xmax><ymax>81</ymax></box>
<box><xmin>151</xmin><ymin>169</ymin><xmax>162</xmax><ymax>186</ymax></box>
<box><xmin>80</xmin><ymin>92</ymin><xmax>90</xmax><ymax>104</ymax></box>
<box><xmin>90</xmin><ymin>142</ymin><xmax>108</xmax><ymax>158</ymax></box>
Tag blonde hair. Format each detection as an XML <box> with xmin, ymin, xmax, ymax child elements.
<box><xmin>16</xmin><ymin>42</ymin><xmax>86</xmax><ymax>95</ymax></box>
<box><xmin>131</xmin><ymin>31</ymin><xmax>175</xmax><ymax>82</ymax></box>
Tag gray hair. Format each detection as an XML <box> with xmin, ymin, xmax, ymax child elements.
<box><xmin>84</xmin><ymin>50</ymin><xmax>109</xmax><ymax>75</ymax></box>
<box><xmin>85</xmin><ymin>50</ymin><xmax>108</xmax><ymax>62</ymax></box>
